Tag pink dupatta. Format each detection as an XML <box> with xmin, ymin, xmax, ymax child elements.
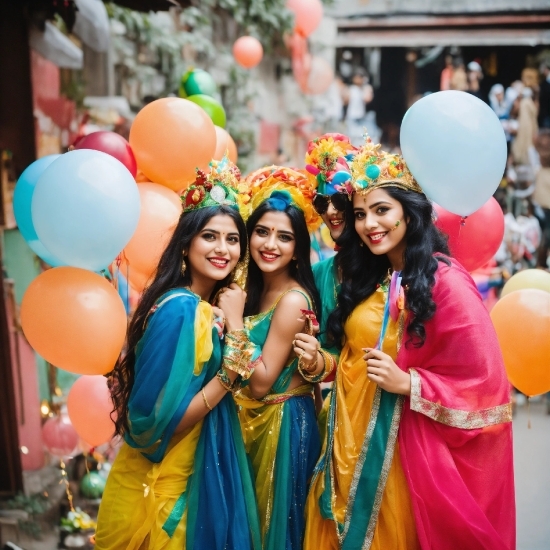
<box><xmin>397</xmin><ymin>259</ymin><xmax>515</xmax><ymax>550</ymax></box>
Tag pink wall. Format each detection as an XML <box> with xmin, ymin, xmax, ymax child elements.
<box><xmin>5</xmin><ymin>297</ymin><xmax>44</xmax><ymax>471</ymax></box>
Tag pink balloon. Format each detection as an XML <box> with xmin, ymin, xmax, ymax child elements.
<box><xmin>287</xmin><ymin>0</ymin><xmax>323</xmax><ymax>37</ymax></box>
<box><xmin>233</xmin><ymin>36</ymin><xmax>263</xmax><ymax>69</ymax></box>
<box><xmin>304</xmin><ymin>56</ymin><xmax>334</xmax><ymax>95</ymax></box>
<box><xmin>75</xmin><ymin>131</ymin><xmax>137</xmax><ymax>177</ymax></box>
<box><xmin>434</xmin><ymin>198</ymin><xmax>504</xmax><ymax>272</ymax></box>
<box><xmin>42</xmin><ymin>416</ymin><xmax>79</xmax><ymax>457</ymax></box>
<box><xmin>67</xmin><ymin>375</ymin><xmax>115</xmax><ymax>448</ymax></box>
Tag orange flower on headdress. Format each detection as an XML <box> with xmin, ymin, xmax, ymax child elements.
<box><xmin>244</xmin><ymin>165</ymin><xmax>322</xmax><ymax>232</ymax></box>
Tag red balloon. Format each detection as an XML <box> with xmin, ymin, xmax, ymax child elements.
<box><xmin>67</xmin><ymin>375</ymin><xmax>115</xmax><ymax>448</ymax></box>
<box><xmin>233</xmin><ymin>36</ymin><xmax>263</xmax><ymax>69</ymax></box>
<box><xmin>287</xmin><ymin>0</ymin><xmax>323</xmax><ymax>37</ymax></box>
<box><xmin>75</xmin><ymin>131</ymin><xmax>137</xmax><ymax>177</ymax></box>
<box><xmin>42</xmin><ymin>416</ymin><xmax>79</xmax><ymax>457</ymax></box>
<box><xmin>434</xmin><ymin>197</ymin><xmax>504</xmax><ymax>272</ymax></box>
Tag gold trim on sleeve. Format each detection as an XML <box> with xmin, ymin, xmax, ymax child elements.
<box><xmin>409</xmin><ymin>369</ymin><xmax>512</xmax><ymax>429</ymax></box>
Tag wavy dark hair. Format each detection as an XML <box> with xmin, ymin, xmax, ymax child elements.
<box><xmin>328</xmin><ymin>187</ymin><xmax>450</xmax><ymax>349</ymax></box>
<box><xmin>111</xmin><ymin>205</ymin><xmax>247</xmax><ymax>436</ymax></box>
<box><xmin>244</xmin><ymin>200</ymin><xmax>321</xmax><ymax>318</ymax></box>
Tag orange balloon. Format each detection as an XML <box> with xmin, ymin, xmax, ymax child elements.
<box><xmin>227</xmin><ymin>133</ymin><xmax>238</xmax><ymax>164</ymax></box>
<box><xmin>129</xmin><ymin>98</ymin><xmax>216</xmax><ymax>192</ymax></box>
<box><xmin>135</xmin><ymin>168</ymin><xmax>151</xmax><ymax>183</ymax></box>
<box><xmin>490</xmin><ymin>289</ymin><xmax>550</xmax><ymax>396</ymax></box>
<box><xmin>214</xmin><ymin>126</ymin><xmax>230</xmax><ymax>160</ymax></box>
<box><xmin>67</xmin><ymin>375</ymin><xmax>115</xmax><ymax>447</ymax></box>
<box><xmin>233</xmin><ymin>36</ymin><xmax>263</xmax><ymax>69</ymax></box>
<box><xmin>123</xmin><ymin>183</ymin><xmax>182</xmax><ymax>284</ymax></box>
<box><xmin>20</xmin><ymin>267</ymin><xmax>127</xmax><ymax>375</ymax></box>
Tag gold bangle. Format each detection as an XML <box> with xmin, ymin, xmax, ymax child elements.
<box><xmin>298</xmin><ymin>350</ymin><xmax>319</xmax><ymax>373</ymax></box>
<box><xmin>201</xmin><ymin>387</ymin><xmax>213</xmax><ymax>411</ymax></box>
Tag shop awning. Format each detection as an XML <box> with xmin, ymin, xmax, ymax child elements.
<box><xmin>73</xmin><ymin>0</ymin><xmax>110</xmax><ymax>52</ymax></box>
<box><xmin>336</xmin><ymin>27</ymin><xmax>550</xmax><ymax>48</ymax></box>
<box><xmin>29</xmin><ymin>21</ymin><xmax>83</xmax><ymax>69</ymax></box>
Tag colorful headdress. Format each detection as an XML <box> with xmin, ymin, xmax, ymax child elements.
<box><xmin>350</xmin><ymin>136</ymin><xmax>423</xmax><ymax>195</ymax></box>
<box><xmin>181</xmin><ymin>156</ymin><xmax>250</xmax><ymax>217</ymax></box>
<box><xmin>245</xmin><ymin>165</ymin><xmax>322</xmax><ymax>232</ymax></box>
<box><xmin>305</xmin><ymin>133</ymin><xmax>357</xmax><ymax>196</ymax></box>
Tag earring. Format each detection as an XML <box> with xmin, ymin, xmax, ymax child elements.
<box><xmin>360</xmin><ymin>242</ymin><xmax>364</xmax><ymax>247</ymax></box>
<box><xmin>181</xmin><ymin>257</ymin><xmax>187</xmax><ymax>276</ymax></box>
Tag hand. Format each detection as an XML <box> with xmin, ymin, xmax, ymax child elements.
<box><xmin>293</xmin><ymin>332</ymin><xmax>320</xmax><ymax>372</ymax></box>
<box><xmin>363</xmin><ymin>348</ymin><xmax>411</xmax><ymax>395</ymax></box>
<box><xmin>217</xmin><ymin>283</ymin><xmax>246</xmax><ymax>332</ymax></box>
<box><xmin>211</xmin><ymin>306</ymin><xmax>225</xmax><ymax>337</ymax></box>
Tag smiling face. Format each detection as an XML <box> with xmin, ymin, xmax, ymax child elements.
<box><xmin>186</xmin><ymin>214</ymin><xmax>241</xmax><ymax>284</ymax></box>
<box><xmin>249</xmin><ymin>211</ymin><xmax>296</xmax><ymax>275</ymax></box>
<box><xmin>321</xmin><ymin>200</ymin><xmax>346</xmax><ymax>241</ymax></box>
<box><xmin>353</xmin><ymin>188</ymin><xmax>407</xmax><ymax>268</ymax></box>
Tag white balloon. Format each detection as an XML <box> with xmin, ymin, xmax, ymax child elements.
<box><xmin>400</xmin><ymin>91</ymin><xmax>507</xmax><ymax>217</ymax></box>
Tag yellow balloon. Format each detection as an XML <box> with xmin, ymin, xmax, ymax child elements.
<box><xmin>501</xmin><ymin>269</ymin><xmax>550</xmax><ymax>298</ymax></box>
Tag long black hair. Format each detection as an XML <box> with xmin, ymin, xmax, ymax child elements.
<box><xmin>111</xmin><ymin>205</ymin><xmax>247</xmax><ymax>436</ymax></box>
<box><xmin>328</xmin><ymin>187</ymin><xmax>450</xmax><ymax>349</ymax></box>
<box><xmin>244</xmin><ymin>200</ymin><xmax>321</xmax><ymax>318</ymax></box>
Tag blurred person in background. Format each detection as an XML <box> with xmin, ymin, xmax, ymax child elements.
<box><xmin>534</xmin><ymin>129</ymin><xmax>550</xmax><ymax>267</ymax></box>
<box><xmin>450</xmin><ymin>57</ymin><xmax>468</xmax><ymax>91</ymax></box>
<box><xmin>512</xmin><ymin>87</ymin><xmax>539</xmax><ymax>167</ymax></box>
<box><xmin>466</xmin><ymin>61</ymin><xmax>484</xmax><ymax>100</ymax></box>
<box><xmin>345</xmin><ymin>70</ymin><xmax>374</xmax><ymax>146</ymax></box>
<box><xmin>538</xmin><ymin>61</ymin><xmax>550</xmax><ymax>129</ymax></box>
<box><xmin>440</xmin><ymin>54</ymin><xmax>454</xmax><ymax>91</ymax></box>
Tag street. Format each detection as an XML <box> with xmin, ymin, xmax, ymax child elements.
<box><xmin>514</xmin><ymin>397</ymin><xmax>550</xmax><ymax>550</ymax></box>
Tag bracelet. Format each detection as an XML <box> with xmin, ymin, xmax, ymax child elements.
<box><xmin>216</xmin><ymin>368</ymin><xmax>242</xmax><ymax>393</ymax></box>
<box><xmin>298</xmin><ymin>349</ymin><xmax>318</xmax><ymax>373</ymax></box>
<box><xmin>298</xmin><ymin>348</ymin><xmax>336</xmax><ymax>383</ymax></box>
<box><xmin>223</xmin><ymin>329</ymin><xmax>258</xmax><ymax>380</ymax></box>
<box><xmin>201</xmin><ymin>387</ymin><xmax>213</xmax><ymax>411</ymax></box>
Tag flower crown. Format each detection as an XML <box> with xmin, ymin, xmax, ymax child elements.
<box><xmin>181</xmin><ymin>156</ymin><xmax>250</xmax><ymax>217</ymax></box>
<box><xmin>350</xmin><ymin>137</ymin><xmax>423</xmax><ymax>195</ymax></box>
<box><xmin>245</xmin><ymin>165</ymin><xmax>322</xmax><ymax>232</ymax></box>
<box><xmin>305</xmin><ymin>133</ymin><xmax>357</xmax><ymax>196</ymax></box>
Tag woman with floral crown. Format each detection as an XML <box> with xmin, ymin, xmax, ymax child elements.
<box><xmin>95</xmin><ymin>158</ymin><xmax>261</xmax><ymax>550</ymax></box>
<box><xmin>303</xmin><ymin>139</ymin><xmax>515</xmax><ymax>550</ymax></box>
<box><xmin>305</xmin><ymin>133</ymin><xmax>356</xmax><ymax>363</ymax></box>
<box><xmin>216</xmin><ymin>166</ymin><xmax>336</xmax><ymax>550</ymax></box>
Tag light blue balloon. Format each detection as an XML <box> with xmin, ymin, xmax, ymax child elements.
<box><xmin>400</xmin><ymin>91</ymin><xmax>507</xmax><ymax>217</ymax></box>
<box><xmin>13</xmin><ymin>155</ymin><xmax>65</xmax><ymax>266</ymax></box>
<box><xmin>32</xmin><ymin>149</ymin><xmax>140</xmax><ymax>272</ymax></box>
<box><xmin>331</xmin><ymin>170</ymin><xmax>351</xmax><ymax>185</ymax></box>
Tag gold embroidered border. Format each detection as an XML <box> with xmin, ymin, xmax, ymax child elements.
<box><xmin>363</xmin><ymin>395</ymin><xmax>404</xmax><ymax>550</ymax></box>
<box><xmin>409</xmin><ymin>369</ymin><xmax>512</xmax><ymax>429</ymax></box>
<box><xmin>339</xmin><ymin>386</ymin><xmax>382</xmax><ymax>544</ymax></box>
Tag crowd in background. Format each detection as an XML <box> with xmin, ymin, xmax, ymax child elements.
<box><xmin>485</xmin><ymin>61</ymin><xmax>550</xmax><ymax>274</ymax></box>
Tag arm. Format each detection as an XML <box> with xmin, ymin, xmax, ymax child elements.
<box><xmin>247</xmin><ymin>292</ymin><xmax>308</xmax><ymax>399</ymax></box>
<box><xmin>127</xmin><ymin>295</ymin><xmax>236</xmax><ymax>459</ymax></box>
<box><xmin>174</xmin><ymin>368</ymin><xmax>238</xmax><ymax>433</ymax></box>
<box><xmin>401</xmin><ymin>262</ymin><xmax>512</xmax><ymax>429</ymax></box>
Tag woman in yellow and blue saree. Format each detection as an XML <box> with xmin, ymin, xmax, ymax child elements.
<box><xmin>217</xmin><ymin>167</ymin><xmax>336</xmax><ymax>550</ymax></box>
<box><xmin>95</xmin><ymin>160</ymin><xmax>261</xmax><ymax>550</ymax></box>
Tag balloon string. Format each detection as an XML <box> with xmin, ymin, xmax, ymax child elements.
<box><xmin>527</xmin><ymin>397</ymin><xmax>531</xmax><ymax>429</ymax></box>
<box><xmin>59</xmin><ymin>459</ymin><xmax>76</xmax><ymax>513</ymax></box>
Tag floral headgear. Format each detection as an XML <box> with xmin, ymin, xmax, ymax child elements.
<box><xmin>305</xmin><ymin>133</ymin><xmax>357</xmax><ymax>196</ymax></box>
<box><xmin>350</xmin><ymin>136</ymin><xmax>423</xmax><ymax>195</ymax></box>
<box><xmin>181</xmin><ymin>156</ymin><xmax>250</xmax><ymax>218</ymax></box>
<box><xmin>245</xmin><ymin>165</ymin><xmax>322</xmax><ymax>232</ymax></box>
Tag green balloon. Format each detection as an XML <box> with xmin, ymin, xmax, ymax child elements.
<box><xmin>187</xmin><ymin>94</ymin><xmax>226</xmax><ymax>128</ymax></box>
<box><xmin>179</xmin><ymin>69</ymin><xmax>217</xmax><ymax>98</ymax></box>
<box><xmin>80</xmin><ymin>472</ymin><xmax>106</xmax><ymax>499</ymax></box>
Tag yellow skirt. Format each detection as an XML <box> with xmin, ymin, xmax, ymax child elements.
<box><xmin>94</xmin><ymin>422</ymin><xmax>202</xmax><ymax>550</ymax></box>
